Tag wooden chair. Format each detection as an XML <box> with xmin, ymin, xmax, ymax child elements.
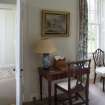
<box><xmin>54</xmin><ymin>59</ymin><xmax>91</xmax><ymax>105</ymax></box>
<box><xmin>93</xmin><ymin>48</ymin><xmax>105</xmax><ymax>91</ymax></box>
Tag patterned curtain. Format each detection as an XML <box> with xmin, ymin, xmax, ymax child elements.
<box><xmin>77</xmin><ymin>0</ymin><xmax>88</xmax><ymax>60</ymax></box>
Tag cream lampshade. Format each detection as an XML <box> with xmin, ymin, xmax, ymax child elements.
<box><xmin>34</xmin><ymin>38</ymin><xmax>56</xmax><ymax>69</ymax></box>
<box><xmin>34</xmin><ymin>38</ymin><xmax>56</xmax><ymax>54</ymax></box>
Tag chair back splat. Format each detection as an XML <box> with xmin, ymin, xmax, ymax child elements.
<box><xmin>93</xmin><ymin>48</ymin><xmax>105</xmax><ymax>67</ymax></box>
<box><xmin>93</xmin><ymin>49</ymin><xmax>105</xmax><ymax>91</ymax></box>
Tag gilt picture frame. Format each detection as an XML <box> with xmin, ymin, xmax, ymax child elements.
<box><xmin>41</xmin><ymin>10</ymin><xmax>70</xmax><ymax>37</ymax></box>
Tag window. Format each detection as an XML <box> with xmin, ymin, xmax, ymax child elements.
<box><xmin>87</xmin><ymin>0</ymin><xmax>99</xmax><ymax>53</ymax></box>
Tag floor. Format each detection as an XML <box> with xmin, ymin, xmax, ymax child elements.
<box><xmin>89</xmin><ymin>83</ymin><xmax>105</xmax><ymax>105</ymax></box>
<box><xmin>24</xmin><ymin>82</ymin><xmax>105</xmax><ymax>105</ymax></box>
<box><xmin>0</xmin><ymin>69</ymin><xmax>15</xmax><ymax>105</ymax></box>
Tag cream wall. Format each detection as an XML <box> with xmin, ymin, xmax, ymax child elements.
<box><xmin>23</xmin><ymin>0</ymin><xmax>79</xmax><ymax>101</ymax></box>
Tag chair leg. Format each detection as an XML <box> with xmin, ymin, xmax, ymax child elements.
<box><xmin>68</xmin><ymin>93</ymin><xmax>72</xmax><ymax>105</ymax></box>
<box><xmin>85</xmin><ymin>89</ymin><xmax>89</xmax><ymax>105</ymax></box>
<box><xmin>69</xmin><ymin>99</ymin><xmax>72</xmax><ymax>105</ymax></box>
<box><xmin>100</xmin><ymin>77</ymin><xmax>103</xmax><ymax>82</ymax></box>
<box><xmin>94</xmin><ymin>73</ymin><xmax>97</xmax><ymax>84</ymax></box>
<box><xmin>54</xmin><ymin>85</ymin><xmax>57</xmax><ymax>105</ymax></box>
<box><xmin>103</xmin><ymin>77</ymin><xmax>105</xmax><ymax>92</ymax></box>
<box><xmin>75</xmin><ymin>92</ymin><xmax>78</xmax><ymax>100</ymax></box>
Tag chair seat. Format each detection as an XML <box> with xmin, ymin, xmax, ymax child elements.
<box><xmin>96</xmin><ymin>67</ymin><xmax>105</xmax><ymax>76</ymax></box>
<box><xmin>57</xmin><ymin>80</ymin><xmax>77</xmax><ymax>91</ymax></box>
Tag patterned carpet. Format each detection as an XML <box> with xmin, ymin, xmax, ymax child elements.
<box><xmin>24</xmin><ymin>83</ymin><xmax>105</xmax><ymax>105</ymax></box>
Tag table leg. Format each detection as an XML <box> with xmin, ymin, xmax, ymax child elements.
<box><xmin>39</xmin><ymin>75</ymin><xmax>42</xmax><ymax>100</ymax></box>
<box><xmin>103</xmin><ymin>77</ymin><xmax>105</xmax><ymax>92</ymax></box>
<box><xmin>48</xmin><ymin>80</ymin><xmax>52</xmax><ymax>105</ymax></box>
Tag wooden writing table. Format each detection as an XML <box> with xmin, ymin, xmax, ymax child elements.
<box><xmin>38</xmin><ymin>67</ymin><xmax>67</xmax><ymax>105</ymax></box>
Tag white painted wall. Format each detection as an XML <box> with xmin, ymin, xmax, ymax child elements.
<box><xmin>22</xmin><ymin>0</ymin><xmax>79</xmax><ymax>101</ymax></box>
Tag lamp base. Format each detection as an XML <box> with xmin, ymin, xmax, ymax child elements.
<box><xmin>43</xmin><ymin>53</ymin><xmax>50</xmax><ymax>70</ymax></box>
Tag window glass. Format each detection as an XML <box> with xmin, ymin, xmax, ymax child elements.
<box><xmin>88</xmin><ymin>0</ymin><xmax>99</xmax><ymax>53</ymax></box>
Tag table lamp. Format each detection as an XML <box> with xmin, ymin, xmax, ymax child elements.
<box><xmin>34</xmin><ymin>38</ymin><xmax>56</xmax><ymax>69</ymax></box>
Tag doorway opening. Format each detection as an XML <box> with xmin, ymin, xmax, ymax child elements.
<box><xmin>0</xmin><ymin>3</ymin><xmax>16</xmax><ymax>105</ymax></box>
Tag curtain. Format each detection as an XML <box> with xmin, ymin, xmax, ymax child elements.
<box><xmin>77</xmin><ymin>0</ymin><xmax>88</xmax><ymax>60</ymax></box>
<box><xmin>0</xmin><ymin>6</ymin><xmax>16</xmax><ymax>66</ymax></box>
<box><xmin>98</xmin><ymin>0</ymin><xmax>105</xmax><ymax>51</ymax></box>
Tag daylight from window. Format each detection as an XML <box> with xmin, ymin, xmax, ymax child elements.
<box><xmin>87</xmin><ymin>0</ymin><xmax>99</xmax><ymax>53</ymax></box>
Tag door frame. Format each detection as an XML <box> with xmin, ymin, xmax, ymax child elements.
<box><xmin>16</xmin><ymin>0</ymin><xmax>23</xmax><ymax>105</ymax></box>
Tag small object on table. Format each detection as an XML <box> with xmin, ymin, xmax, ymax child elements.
<box><xmin>43</xmin><ymin>53</ymin><xmax>51</xmax><ymax>70</ymax></box>
<box><xmin>54</xmin><ymin>56</ymin><xmax>68</xmax><ymax>71</ymax></box>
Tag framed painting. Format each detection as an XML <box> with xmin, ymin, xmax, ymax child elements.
<box><xmin>41</xmin><ymin>10</ymin><xmax>70</xmax><ymax>37</ymax></box>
